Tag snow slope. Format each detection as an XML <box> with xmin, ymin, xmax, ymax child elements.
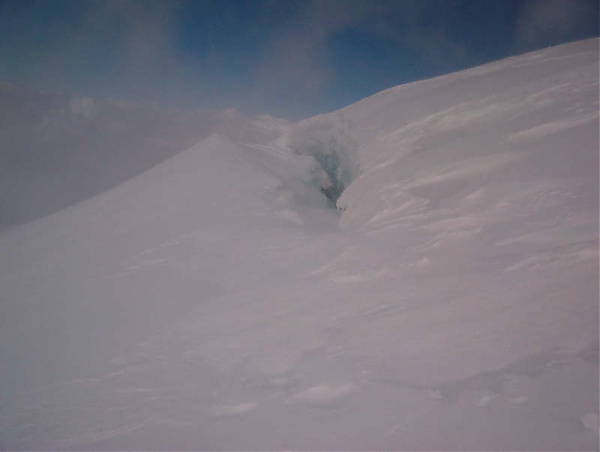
<box><xmin>0</xmin><ymin>82</ymin><xmax>289</xmax><ymax>230</ymax></box>
<box><xmin>0</xmin><ymin>39</ymin><xmax>598</xmax><ymax>450</ymax></box>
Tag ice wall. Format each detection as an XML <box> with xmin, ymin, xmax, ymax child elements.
<box><xmin>283</xmin><ymin>117</ymin><xmax>360</xmax><ymax>207</ymax></box>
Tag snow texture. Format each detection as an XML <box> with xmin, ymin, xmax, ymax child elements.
<box><xmin>0</xmin><ymin>38</ymin><xmax>598</xmax><ymax>451</ymax></box>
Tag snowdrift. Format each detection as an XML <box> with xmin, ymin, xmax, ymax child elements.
<box><xmin>0</xmin><ymin>39</ymin><xmax>598</xmax><ymax>450</ymax></box>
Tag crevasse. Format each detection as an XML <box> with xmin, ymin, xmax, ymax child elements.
<box><xmin>285</xmin><ymin>117</ymin><xmax>360</xmax><ymax>207</ymax></box>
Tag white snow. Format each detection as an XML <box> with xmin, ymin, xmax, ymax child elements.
<box><xmin>0</xmin><ymin>38</ymin><xmax>598</xmax><ymax>451</ymax></box>
<box><xmin>288</xmin><ymin>383</ymin><xmax>357</xmax><ymax>408</ymax></box>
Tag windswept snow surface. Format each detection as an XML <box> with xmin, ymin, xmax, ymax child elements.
<box><xmin>1</xmin><ymin>39</ymin><xmax>598</xmax><ymax>450</ymax></box>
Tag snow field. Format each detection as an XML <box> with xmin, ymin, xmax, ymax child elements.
<box><xmin>0</xmin><ymin>38</ymin><xmax>598</xmax><ymax>450</ymax></box>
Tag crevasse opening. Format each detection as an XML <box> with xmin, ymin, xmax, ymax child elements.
<box><xmin>286</xmin><ymin>118</ymin><xmax>359</xmax><ymax>208</ymax></box>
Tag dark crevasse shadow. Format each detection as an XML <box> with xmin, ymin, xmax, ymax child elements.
<box><xmin>286</xmin><ymin>117</ymin><xmax>360</xmax><ymax>209</ymax></box>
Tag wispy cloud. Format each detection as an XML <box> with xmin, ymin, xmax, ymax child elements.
<box><xmin>1</xmin><ymin>0</ymin><xmax>596</xmax><ymax>119</ymax></box>
<box><xmin>95</xmin><ymin>0</ymin><xmax>183</xmax><ymax>92</ymax></box>
<box><xmin>0</xmin><ymin>0</ymin><xmax>188</xmax><ymax>100</ymax></box>
<box><xmin>368</xmin><ymin>1</ymin><xmax>470</xmax><ymax>71</ymax></box>
<box><xmin>514</xmin><ymin>0</ymin><xmax>599</xmax><ymax>51</ymax></box>
<box><xmin>250</xmin><ymin>0</ymin><xmax>470</xmax><ymax>117</ymax></box>
<box><xmin>250</xmin><ymin>0</ymin><xmax>370</xmax><ymax>115</ymax></box>
<box><xmin>64</xmin><ymin>0</ymin><xmax>191</xmax><ymax>100</ymax></box>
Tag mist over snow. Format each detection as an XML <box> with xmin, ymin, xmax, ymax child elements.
<box><xmin>0</xmin><ymin>38</ymin><xmax>598</xmax><ymax>450</ymax></box>
<box><xmin>0</xmin><ymin>81</ymin><xmax>289</xmax><ymax>230</ymax></box>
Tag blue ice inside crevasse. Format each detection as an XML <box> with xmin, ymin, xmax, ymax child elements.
<box><xmin>288</xmin><ymin>118</ymin><xmax>360</xmax><ymax>207</ymax></box>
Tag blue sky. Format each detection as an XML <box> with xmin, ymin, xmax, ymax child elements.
<box><xmin>0</xmin><ymin>0</ymin><xmax>598</xmax><ymax>118</ymax></box>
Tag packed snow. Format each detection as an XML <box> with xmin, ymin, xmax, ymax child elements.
<box><xmin>0</xmin><ymin>38</ymin><xmax>598</xmax><ymax>450</ymax></box>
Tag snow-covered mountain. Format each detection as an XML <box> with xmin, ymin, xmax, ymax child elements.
<box><xmin>0</xmin><ymin>83</ymin><xmax>289</xmax><ymax>230</ymax></box>
<box><xmin>0</xmin><ymin>38</ymin><xmax>598</xmax><ymax>450</ymax></box>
